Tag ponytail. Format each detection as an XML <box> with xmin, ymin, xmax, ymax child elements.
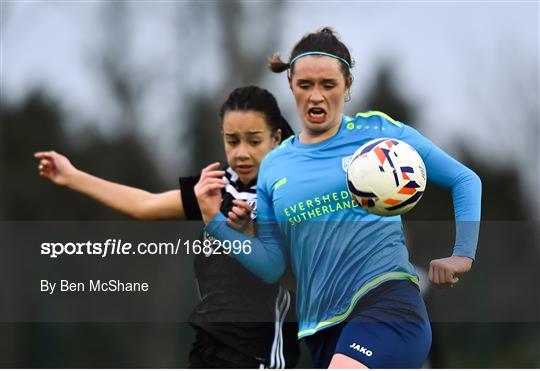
<box><xmin>268</xmin><ymin>27</ymin><xmax>353</xmax><ymax>84</ymax></box>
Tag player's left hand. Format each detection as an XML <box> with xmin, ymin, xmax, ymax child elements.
<box><xmin>228</xmin><ymin>199</ymin><xmax>255</xmax><ymax>236</ymax></box>
<box><xmin>428</xmin><ymin>255</ymin><xmax>473</xmax><ymax>287</ymax></box>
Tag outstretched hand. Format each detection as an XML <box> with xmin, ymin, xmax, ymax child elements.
<box><xmin>34</xmin><ymin>151</ymin><xmax>77</xmax><ymax>186</ymax></box>
<box><xmin>428</xmin><ymin>255</ymin><xmax>473</xmax><ymax>288</ymax></box>
<box><xmin>194</xmin><ymin>162</ymin><xmax>226</xmax><ymax>225</ymax></box>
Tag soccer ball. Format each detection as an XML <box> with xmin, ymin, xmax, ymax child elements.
<box><xmin>347</xmin><ymin>138</ymin><xmax>427</xmax><ymax>216</ymax></box>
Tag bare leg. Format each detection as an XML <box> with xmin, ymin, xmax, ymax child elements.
<box><xmin>328</xmin><ymin>354</ymin><xmax>368</xmax><ymax>369</ymax></box>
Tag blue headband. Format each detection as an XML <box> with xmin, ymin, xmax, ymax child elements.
<box><xmin>289</xmin><ymin>51</ymin><xmax>351</xmax><ymax>69</ymax></box>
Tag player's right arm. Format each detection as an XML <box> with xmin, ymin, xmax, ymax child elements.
<box><xmin>34</xmin><ymin>151</ymin><xmax>184</xmax><ymax>220</ymax></box>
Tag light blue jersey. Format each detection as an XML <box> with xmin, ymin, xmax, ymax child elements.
<box><xmin>207</xmin><ymin>112</ymin><xmax>482</xmax><ymax>338</ymax></box>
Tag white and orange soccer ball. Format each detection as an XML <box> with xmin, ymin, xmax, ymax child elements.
<box><xmin>346</xmin><ymin>138</ymin><xmax>427</xmax><ymax>216</ymax></box>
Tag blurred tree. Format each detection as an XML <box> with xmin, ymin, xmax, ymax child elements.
<box><xmin>1</xmin><ymin>3</ymin><xmax>178</xmax><ymax>356</ymax></box>
<box><xmin>0</xmin><ymin>90</ymin><xmax>67</xmax><ymax>366</ymax></box>
<box><xmin>97</xmin><ymin>0</ymin><xmax>144</xmax><ymax>138</ymax></box>
<box><xmin>0</xmin><ymin>0</ymin><xmax>12</xmax><ymax>218</ymax></box>
<box><xmin>464</xmin><ymin>42</ymin><xmax>539</xmax><ymax>220</ymax></box>
<box><xmin>357</xmin><ymin>60</ymin><xmax>417</xmax><ymax>126</ymax></box>
<box><xmin>84</xmin><ymin>1</ymin><xmax>166</xmax><ymax>194</ymax></box>
<box><xmin>178</xmin><ymin>1</ymin><xmax>285</xmax><ymax>173</ymax></box>
<box><xmin>0</xmin><ymin>83</ymin><xmax>186</xmax><ymax>366</ymax></box>
<box><xmin>0</xmin><ymin>89</ymin><xmax>165</xmax><ymax>220</ymax></box>
<box><xmin>1</xmin><ymin>90</ymin><xmax>70</xmax><ymax>219</ymax></box>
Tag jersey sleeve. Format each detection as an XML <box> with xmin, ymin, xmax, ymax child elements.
<box><xmin>178</xmin><ymin>176</ymin><xmax>203</xmax><ymax>220</ymax></box>
<box><xmin>204</xmin><ymin>158</ymin><xmax>288</xmax><ymax>283</ymax></box>
<box><xmin>399</xmin><ymin>125</ymin><xmax>482</xmax><ymax>259</ymax></box>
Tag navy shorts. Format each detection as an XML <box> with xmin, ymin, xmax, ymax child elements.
<box><xmin>305</xmin><ymin>280</ymin><xmax>432</xmax><ymax>368</ymax></box>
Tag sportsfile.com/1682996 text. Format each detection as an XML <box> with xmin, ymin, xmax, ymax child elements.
<box><xmin>40</xmin><ymin>238</ymin><xmax>252</xmax><ymax>258</ymax></box>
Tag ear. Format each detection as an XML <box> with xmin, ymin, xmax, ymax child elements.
<box><xmin>288</xmin><ymin>75</ymin><xmax>293</xmax><ymax>91</ymax></box>
<box><xmin>272</xmin><ymin>129</ymin><xmax>282</xmax><ymax>148</ymax></box>
<box><xmin>346</xmin><ymin>75</ymin><xmax>353</xmax><ymax>90</ymax></box>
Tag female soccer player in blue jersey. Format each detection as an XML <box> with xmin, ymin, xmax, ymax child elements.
<box><xmin>197</xmin><ymin>28</ymin><xmax>482</xmax><ymax>368</ymax></box>
<box><xmin>35</xmin><ymin>86</ymin><xmax>300</xmax><ymax>368</ymax></box>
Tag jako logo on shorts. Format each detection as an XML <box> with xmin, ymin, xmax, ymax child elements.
<box><xmin>349</xmin><ymin>343</ymin><xmax>373</xmax><ymax>357</ymax></box>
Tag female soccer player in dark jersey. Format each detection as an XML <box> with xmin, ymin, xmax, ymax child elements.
<box><xmin>198</xmin><ymin>29</ymin><xmax>482</xmax><ymax>368</ymax></box>
<box><xmin>34</xmin><ymin>86</ymin><xmax>299</xmax><ymax>368</ymax></box>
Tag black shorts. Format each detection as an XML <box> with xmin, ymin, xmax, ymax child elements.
<box><xmin>188</xmin><ymin>328</ymin><xmax>267</xmax><ymax>369</ymax></box>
